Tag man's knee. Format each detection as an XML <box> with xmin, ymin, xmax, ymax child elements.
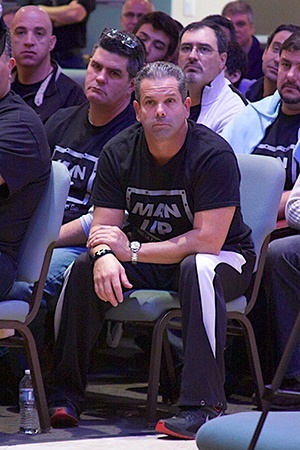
<box><xmin>266</xmin><ymin>236</ymin><xmax>300</xmax><ymax>272</ymax></box>
<box><xmin>180</xmin><ymin>254</ymin><xmax>196</xmax><ymax>275</ymax></box>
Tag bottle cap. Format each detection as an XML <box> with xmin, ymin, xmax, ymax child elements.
<box><xmin>25</xmin><ymin>369</ymin><xmax>31</xmax><ymax>375</ymax></box>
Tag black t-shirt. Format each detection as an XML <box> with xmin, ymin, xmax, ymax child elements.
<box><xmin>0</xmin><ymin>91</ymin><xmax>51</xmax><ymax>261</ymax></box>
<box><xmin>253</xmin><ymin>109</ymin><xmax>300</xmax><ymax>190</ymax></box>
<box><xmin>18</xmin><ymin>0</ymin><xmax>96</xmax><ymax>50</ymax></box>
<box><xmin>45</xmin><ymin>101</ymin><xmax>136</xmax><ymax>223</ymax></box>
<box><xmin>92</xmin><ymin>121</ymin><xmax>254</xmax><ymax>255</ymax></box>
<box><xmin>11</xmin><ymin>66</ymin><xmax>86</xmax><ymax>123</ymax></box>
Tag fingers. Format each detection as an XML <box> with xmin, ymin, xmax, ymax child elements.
<box><xmin>93</xmin><ymin>260</ymin><xmax>132</xmax><ymax>307</ymax></box>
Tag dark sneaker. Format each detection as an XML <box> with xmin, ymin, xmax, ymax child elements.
<box><xmin>155</xmin><ymin>406</ymin><xmax>225</xmax><ymax>439</ymax></box>
<box><xmin>49</xmin><ymin>401</ymin><xmax>79</xmax><ymax>428</ymax></box>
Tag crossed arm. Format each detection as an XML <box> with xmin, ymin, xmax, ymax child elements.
<box><xmin>39</xmin><ymin>0</ymin><xmax>87</xmax><ymax>27</ymax></box>
<box><xmin>87</xmin><ymin>205</ymin><xmax>235</xmax><ymax>307</ymax></box>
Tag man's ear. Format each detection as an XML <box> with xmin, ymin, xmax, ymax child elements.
<box><xmin>220</xmin><ymin>52</ymin><xmax>227</xmax><ymax>70</ymax></box>
<box><xmin>226</xmin><ymin>69</ymin><xmax>242</xmax><ymax>85</ymax></box>
<box><xmin>9</xmin><ymin>57</ymin><xmax>16</xmax><ymax>71</ymax></box>
<box><xmin>133</xmin><ymin>99</ymin><xmax>141</xmax><ymax>122</ymax></box>
<box><xmin>184</xmin><ymin>96</ymin><xmax>191</xmax><ymax>118</ymax></box>
<box><xmin>49</xmin><ymin>35</ymin><xmax>57</xmax><ymax>52</ymax></box>
<box><xmin>129</xmin><ymin>77</ymin><xmax>135</xmax><ymax>94</ymax></box>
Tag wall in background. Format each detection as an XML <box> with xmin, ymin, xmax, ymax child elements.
<box><xmin>84</xmin><ymin>0</ymin><xmax>171</xmax><ymax>55</ymax></box>
<box><xmin>171</xmin><ymin>0</ymin><xmax>227</xmax><ymax>27</ymax></box>
<box><xmin>247</xmin><ymin>0</ymin><xmax>300</xmax><ymax>36</ymax></box>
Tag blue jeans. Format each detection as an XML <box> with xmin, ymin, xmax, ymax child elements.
<box><xmin>7</xmin><ymin>246</ymin><xmax>87</xmax><ymax>343</ymax></box>
<box><xmin>264</xmin><ymin>235</ymin><xmax>300</xmax><ymax>379</ymax></box>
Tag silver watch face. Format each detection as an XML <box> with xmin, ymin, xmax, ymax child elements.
<box><xmin>130</xmin><ymin>241</ymin><xmax>141</xmax><ymax>253</ymax></box>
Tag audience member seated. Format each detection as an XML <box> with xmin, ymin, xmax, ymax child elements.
<box><xmin>203</xmin><ymin>13</ymin><xmax>237</xmax><ymax>42</ymax></box>
<box><xmin>246</xmin><ymin>24</ymin><xmax>300</xmax><ymax>102</ymax></box>
<box><xmin>262</xmin><ymin>174</ymin><xmax>300</xmax><ymax>406</ymax></box>
<box><xmin>225</xmin><ymin>40</ymin><xmax>249</xmax><ymax>90</ymax></box>
<box><xmin>18</xmin><ymin>0</ymin><xmax>95</xmax><ymax>68</ymax></box>
<box><xmin>46</xmin><ymin>61</ymin><xmax>255</xmax><ymax>438</ymax></box>
<box><xmin>133</xmin><ymin>11</ymin><xmax>179</xmax><ymax>63</ymax></box>
<box><xmin>10</xmin><ymin>6</ymin><xmax>86</xmax><ymax>123</ymax></box>
<box><xmin>178</xmin><ymin>19</ymin><xmax>247</xmax><ymax>134</ymax></box>
<box><xmin>222</xmin><ymin>31</ymin><xmax>300</xmax><ymax>220</ymax></box>
<box><xmin>7</xmin><ymin>28</ymin><xmax>145</xmax><ymax>353</ymax></box>
<box><xmin>222</xmin><ymin>0</ymin><xmax>263</xmax><ymax>80</ymax></box>
<box><xmin>0</xmin><ymin>20</ymin><xmax>51</xmax><ymax>298</ymax></box>
<box><xmin>120</xmin><ymin>0</ymin><xmax>153</xmax><ymax>33</ymax></box>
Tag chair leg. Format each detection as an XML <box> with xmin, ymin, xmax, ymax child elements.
<box><xmin>239</xmin><ymin>316</ymin><xmax>265</xmax><ymax>410</ymax></box>
<box><xmin>19</xmin><ymin>324</ymin><xmax>51</xmax><ymax>432</ymax></box>
<box><xmin>146</xmin><ymin>310</ymin><xmax>181</xmax><ymax>427</ymax></box>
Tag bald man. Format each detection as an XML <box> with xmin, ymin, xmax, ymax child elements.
<box><xmin>120</xmin><ymin>0</ymin><xmax>153</xmax><ymax>33</ymax></box>
<box><xmin>10</xmin><ymin>6</ymin><xmax>86</xmax><ymax>122</ymax></box>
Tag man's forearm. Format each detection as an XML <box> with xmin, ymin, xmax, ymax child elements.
<box><xmin>39</xmin><ymin>2</ymin><xmax>87</xmax><ymax>26</ymax></box>
<box><xmin>55</xmin><ymin>218</ymin><xmax>87</xmax><ymax>247</ymax></box>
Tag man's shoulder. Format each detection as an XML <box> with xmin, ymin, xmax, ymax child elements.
<box><xmin>45</xmin><ymin>101</ymin><xmax>88</xmax><ymax>126</ymax></box>
<box><xmin>188</xmin><ymin>120</ymin><xmax>234</xmax><ymax>150</ymax></box>
<box><xmin>56</xmin><ymin>72</ymin><xmax>85</xmax><ymax>92</ymax></box>
<box><xmin>103</xmin><ymin>122</ymin><xmax>142</xmax><ymax>147</ymax></box>
<box><xmin>245</xmin><ymin>77</ymin><xmax>264</xmax><ymax>102</ymax></box>
<box><xmin>1</xmin><ymin>91</ymin><xmax>44</xmax><ymax>125</ymax></box>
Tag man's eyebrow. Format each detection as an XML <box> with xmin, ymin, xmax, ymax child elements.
<box><xmin>14</xmin><ymin>25</ymin><xmax>47</xmax><ymax>32</ymax></box>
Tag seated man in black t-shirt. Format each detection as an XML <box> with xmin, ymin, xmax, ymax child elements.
<box><xmin>46</xmin><ymin>61</ymin><xmax>256</xmax><ymax>438</ymax></box>
<box><xmin>246</xmin><ymin>24</ymin><xmax>300</xmax><ymax>102</ymax></box>
<box><xmin>222</xmin><ymin>31</ymin><xmax>300</xmax><ymax>219</ymax></box>
<box><xmin>0</xmin><ymin>22</ymin><xmax>51</xmax><ymax>298</ymax></box>
<box><xmin>8</xmin><ymin>29</ymin><xmax>145</xmax><ymax>352</ymax></box>
<box><xmin>17</xmin><ymin>0</ymin><xmax>95</xmax><ymax>68</ymax></box>
<box><xmin>10</xmin><ymin>6</ymin><xmax>86</xmax><ymax>123</ymax></box>
<box><xmin>222</xmin><ymin>31</ymin><xmax>300</xmax><ymax>404</ymax></box>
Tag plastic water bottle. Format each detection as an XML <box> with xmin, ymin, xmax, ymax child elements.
<box><xmin>19</xmin><ymin>369</ymin><xmax>40</xmax><ymax>434</ymax></box>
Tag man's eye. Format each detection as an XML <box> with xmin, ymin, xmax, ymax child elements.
<box><xmin>180</xmin><ymin>44</ymin><xmax>192</xmax><ymax>53</ymax></box>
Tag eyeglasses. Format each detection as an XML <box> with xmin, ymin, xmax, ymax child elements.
<box><xmin>101</xmin><ymin>27</ymin><xmax>139</xmax><ymax>49</ymax></box>
<box><xmin>179</xmin><ymin>43</ymin><xmax>219</xmax><ymax>56</ymax></box>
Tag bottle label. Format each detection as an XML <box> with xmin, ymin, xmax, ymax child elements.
<box><xmin>19</xmin><ymin>388</ymin><xmax>35</xmax><ymax>402</ymax></box>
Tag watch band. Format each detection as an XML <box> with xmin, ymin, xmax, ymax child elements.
<box><xmin>93</xmin><ymin>248</ymin><xmax>115</xmax><ymax>262</ymax></box>
<box><xmin>129</xmin><ymin>241</ymin><xmax>141</xmax><ymax>264</ymax></box>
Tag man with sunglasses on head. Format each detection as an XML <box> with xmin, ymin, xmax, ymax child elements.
<box><xmin>120</xmin><ymin>0</ymin><xmax>153</xmax><ymax>33</ymax></box>
<box><xmin>178</xmin><ymin>19</ymin><xmax>247</xmax><ymax>134</ymax></box>
<box><xmin>8</xmin><ymin>28</ymin><xmax>145</xmax><ymax>356</ymax></box>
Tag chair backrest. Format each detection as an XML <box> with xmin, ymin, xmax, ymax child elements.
<box><xmin>237</xmin><ymin>154</ymin><xmax>285</xmax><ymax>272</ymax></box>
<box><xmin>16</xmin><ymin>160</ymin><xmax>70</xmax><ymax>283</ymax></box>
<box><xmin>61</xmin><ymin>68</ymin><xmax>86</xmax><ymax>89</ymax></box>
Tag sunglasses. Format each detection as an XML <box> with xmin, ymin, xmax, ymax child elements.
<box><xmin>101</xmin><ymin>27</ymin><xmax>139</xmax><ymax>49</ymax></box>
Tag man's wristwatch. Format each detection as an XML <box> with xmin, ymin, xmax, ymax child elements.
<box><xmin>93</xmin><ymin>248</ymin><xmax>115</xmax><ymax>262</ymax></box>
<box><xmin>129</xmin><ymin>241</ymin><xmax>141</xmax><ymax>264</ymax></box>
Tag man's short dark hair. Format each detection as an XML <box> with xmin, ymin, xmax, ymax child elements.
<box><xmin>280</xmin><ymin>31</ymin><xmax>300</xmax><ymax>55</ymax></box>
<box><xmin>226</xmin><ymin>41</ymin><xmax>248</xmax><ymax>78</ymax></box>
<box><xmin>92</xmin><ymin>28</ymin><xmax>145</xmax><ymax>79</ymax></box>
<box><xmin>204</xmin><ymin>14</ymin><xmax>237</xmax><ymax>42</ymax></box>
<box><xmin>133</xmin><ymin>11</ymin><xmax>179</xmax><ymax>59</ymax></box>
<box><xmin>222</xmin><ymin>1</ymin><xmax>254</xmax><ymax>24</ymax></box>
<box><xmin>267</xmin><ymin>24</ymin><xmax>300</xmax><ymax>48</ymax></box>
<box><xmin>134</xmin><ymin>61</ymin><xmax>187</xmax><ymax>103</ymax></box>
<box><xmin>180</xmin><ymin>20</ymin><xmax>228</xmax><ymax>54</ymax></box>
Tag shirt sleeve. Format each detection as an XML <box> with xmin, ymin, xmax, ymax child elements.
<box><xmin>285</xmin><ymin>175</ymin><xmax>300</xmax><ymax>230</ymax></box>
